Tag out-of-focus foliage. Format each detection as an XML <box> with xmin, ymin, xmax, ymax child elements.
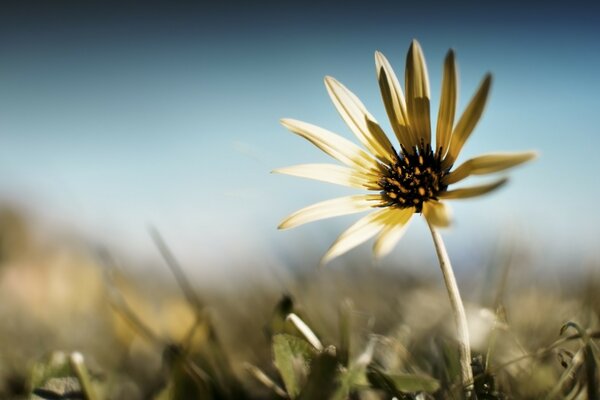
<box><xmin>0</xmin><ymin>207</ymin><xmax>599</xmax><ymax>399</ymax></box>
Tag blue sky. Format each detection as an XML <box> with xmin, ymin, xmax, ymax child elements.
<box><xmin>1</xmin><ymin>1</ymin><xmax>599</xmax><ymax>278</ymax></box>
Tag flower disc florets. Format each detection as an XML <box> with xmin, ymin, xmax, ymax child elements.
<box><xmin>380</xmin><ymin>144</ymin><xmax>448</xmax><ymax>212</ymax></box>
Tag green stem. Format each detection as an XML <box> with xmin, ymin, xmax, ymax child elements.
<box><xmin>427</xmin><ymin>221</ymin><xmax>474</xmax><ymax>397</ymax></box>
<box><xmin>69</xmin><ymin>352</ymin><xmax>97</xmax><ymax>400</ymax></box>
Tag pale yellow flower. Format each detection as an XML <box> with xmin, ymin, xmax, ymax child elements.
<box><xmin>276</xmin><ymin>40</ymin><xmax>536</xmax><ymax>264</ymax></box>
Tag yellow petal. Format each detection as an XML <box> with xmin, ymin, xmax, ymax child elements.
<box><xmin>375</xmin><ymin>51</ymin><xmax>415</xmax><ymax>151</ymax></box>
<box><xmin>321</xmin><ymin>208</ymin><xmax>395</xmax><ymax>265</ymax></box>
<box><xmin>443</xmin><ymin>74</ymin><xmax>492</xmax><ymax>169</ymax></box>
<box><xmin>440</xmin><ymin>178</ymin><xmax>508</xmax><ymax>200</ymax></box>
<box><xmin>435</xmin><ymin>50</ymin><xmax>457</xmax><ymax>158</ymax></box>
<box><xmin>422</xmin><ymin>200</ymin><xmax>452</xmax><ymax>227</ymax></box>
<box><xmin>280</xmin><ymin>118</ymin><xmax>379</xmax><ymax>173</ymax></box>
<box><xmin>324</xmin><ymin>76</ymin><xmax>395</xmax><ymax>163</ymax></box>
<box><xmin>273</xmin><ymin>164</ymin><xmax>379</xmax><ymax>190</ymax></box>
<box><xmin>372</xmin><ymin>208</ymin><xmax>414</xmax><ymax>258</ymax></box>
<box><xmin>278</xmin><ymin>194</ymin><xmax>383</xmax><ymax>230</ymax></box>
<box><xmin>444</xmin><ymin>151</ymin><xmax>538</xmax><ymax>184</ymax></box>
<box><xmin>405</xmin><ymin>39</ymin><xmax>431</xmax><ymax>148</ymax></box>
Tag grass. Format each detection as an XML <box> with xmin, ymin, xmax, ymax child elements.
<box><xmin>0</xmin><ymin>209</ymin><xmax>599</xmax><ymax>399</ymax></box>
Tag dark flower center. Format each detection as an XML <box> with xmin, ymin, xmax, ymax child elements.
<box><xmin>379</xmin><ymin>145</ymin><xmax>448</xmax><ymax>213</ymax></box>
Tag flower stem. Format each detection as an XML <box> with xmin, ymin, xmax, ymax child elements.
<box><xmin>427</xmin><ymin>221</ymin><xmax>474</xmax><ymax>397</ymax></box>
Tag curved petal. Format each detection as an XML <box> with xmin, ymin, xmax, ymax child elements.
<box><xmin>273</xmin><ymin>164</ymin><xmax>380</xmax><ymax>190</ymax></box>
<box><xmin>439</xmin><ymin>178</ymin><xmax>508</xmax><ymax>200</ymax></box>
<box><xmin>444</xmin><ymin>151</ymin><xmax>538</xmax><ymax>184</ymax></box>
<box><xmin>373</xmin><ymin>208</ymin><xmax>414</xmax><ymax>259</ymax></box>
<box><xmin>281</xmin><ymin>118</ymin><xmax>380</xmax><ymax>173</ymax></box>
<box><xmin>322</xmin><ymin>207</ymin><xmax>396</xmax><ymax>265</ymax></box>
<box><xmin>435</xmin><ymin>50</ymin><xmax>457</xmax><ymax>158</ymax></box>
<box><xmin>278</xmin><ymin>194</ymin><xmax>383</xmax><ymax>230</ymax></box>
<box><xmin>375</xmin><ymin>51</ymin><xmax>415</xmax><ymax>151</ymax></box>
<box><xmin>405</xmin><ymin>40</ymin><xmax>431</xmax><ymax>148</ymax></box>
<box><xmin>422</xmin><ymin>200</ymin><xmax>452</xmax><ymax>227</ymax></box>
<box><xmin>443</xmin><ymin>74</ymin><xmax>492</xmax><ymax>169</ymax></box>
<box><xmin>324</xmin><ymin>76</ymin><xmax>395</xmax><ymax>163</ymax></box>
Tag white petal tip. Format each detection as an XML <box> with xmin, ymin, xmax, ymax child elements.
<box><xmin>324</xmin><ymin>75</ymin><xmax>337</xmax><ymax>85</ymax></box>
<box><xmin>70</xmin><ymin>352</ymin><xmax>84</xmax><ymax>364</ymax></box>
<box><xmin>320</xmin><ymin>251</ymin><xmax>337</xmax><ymax>267</ymax></box>
<box><xmin>372</xmin><ymin>249</ymin><xmax>387</xmax><ymax>261</ymax></box>
<box><xmin>374</xmin><ymin>51</ymin><xmax>387</xmax><ymax>72</ymax></box>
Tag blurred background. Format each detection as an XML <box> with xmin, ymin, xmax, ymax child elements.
<box><xmin>1</xmin><ymin>0</ymin><xmax>599</xmax><ymax>281</ymax></box>
<box><xmin>1</xmin><ymin>1</ymin><xmax>600</xmax><ymax>398</ymax></box>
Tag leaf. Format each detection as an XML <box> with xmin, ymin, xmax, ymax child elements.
<box><xmin>272</xmin><ymin>334</ymin><xmax>316</xmax><ymax>398</ymax></box>
<box><xmin>367</xmin><ymin>366</ymin><xmax>440</xmax><ymax>394</ymax></box>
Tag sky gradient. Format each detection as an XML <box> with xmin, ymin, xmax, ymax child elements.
<box><xmin>1</xmin><ymin>1</ymin><xmax>599</xmax><ymax>279</ymax></box>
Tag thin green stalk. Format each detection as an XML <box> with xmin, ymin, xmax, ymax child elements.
<box><xmin>427</xmin><ymin>221</ymin><xmax>474</xmax><ymax>397</ymax></box>
<box><xmin>69</xmin><ymin>352</ymin><xmax>97</xmax><ymax>400</ymax></box>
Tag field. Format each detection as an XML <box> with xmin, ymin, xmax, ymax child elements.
<box><xmin>0</xmin><ymin>208</ymin><xmax>598</xmax><ymax>399</ymax></box>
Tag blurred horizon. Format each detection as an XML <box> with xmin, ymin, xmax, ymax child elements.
<box><xmin>1</xmin><ymin>0</ymin><xmax>599</xmax><ymax>281</ymax></box>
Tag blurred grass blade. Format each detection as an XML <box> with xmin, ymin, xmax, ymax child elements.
<box><xmin>439</xmin><ymin>338</ymin><xmax>461</xmax><ymax>387</ymax></box>
<box><xmin>243</xmin><ymin>363</ymin><xmax>288</xmax><ymax>398</ymax></box>
<box><xmin>560</xmin><ymin>321</ymin><xmax>599</xmax><ymax>400</ymax></box>
<box><xmin>103</xmin><ymin>268</ymin><xmax>163</xmax><ymax>347</ymax></box>
<box><xmin>331</xmin><ymin>336</ymin><xmax>377</xmax><ymax>400</ymax></box>
<box><xmin>149</xmin><ymin>227</ymin><xmax>204</xmax><ymax>311</ymax></box>
<box><xmin>338</xmin><ymin>299</ymin><xmax>353</xmax><ymax>367</ymax></box>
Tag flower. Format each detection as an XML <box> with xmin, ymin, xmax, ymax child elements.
<box><xmin>275</xmin><ymin>40</ymin><xmax>536</xmax><ymax>264</ymax></box>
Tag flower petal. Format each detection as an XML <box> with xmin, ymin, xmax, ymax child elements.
<box><xmin>373</xmin><ymin>208</ymin><xmax>414</xmax><ymax>259</ymax></box>
<box><xmin>375</xmin><ymin>51</ymin><xmax>415</xmax><ymax>151</ymax></box>
<box><xmin>443</xmin><ymin>74</ymin><xmax>492</xmax><ymax>169</ymax></box>
<box><xmin>322</xmin><ymin>208</ymin><xmax>396</xmax><ymax>265</ymax></box>
<box><xmin>422</xmin><ymin>200</ymin><xmax>452</xmax><ymax>227</ymax></box>
<box><xmin>444</xmin><ymin>151</ymin><xmax>538</xmax><ymax>185</ymax></box>
<box><xmin>405</xmin><ymin>40</ymin><xmax>431</xmax><ymax>148</ymax></box>
<box><xmin>435</xmin><ymin>50</ymin><xmax>457</xmax><ymax>159</ymax></box>
<box><xmin>278</xmin><ymin>194</ymin><xmax>383</xmax><ymax>230</ymax></box>
<box><xmin>273</xmin><ymin>164</ymin><xmax>380</xmax><ymax>189</ymax></box>
<box><xmin>439</xmin><ymin>178</ymin><xmax>508</xmax><ymax>200</ymax></box>
<box><xmin>324</xmin><ymin>76</ymin><xmax>395</xmax><ymax>163</ymax></box>
<box><xmin>280</xmin><ymin>118</ymin><xmax>379</xmax><ymax>173</ymax></box>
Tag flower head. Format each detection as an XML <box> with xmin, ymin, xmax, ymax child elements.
<box><xmin>276</xmin><ymin>40</ymin><xmax>536</xmax><ymax>264</ymax></box>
